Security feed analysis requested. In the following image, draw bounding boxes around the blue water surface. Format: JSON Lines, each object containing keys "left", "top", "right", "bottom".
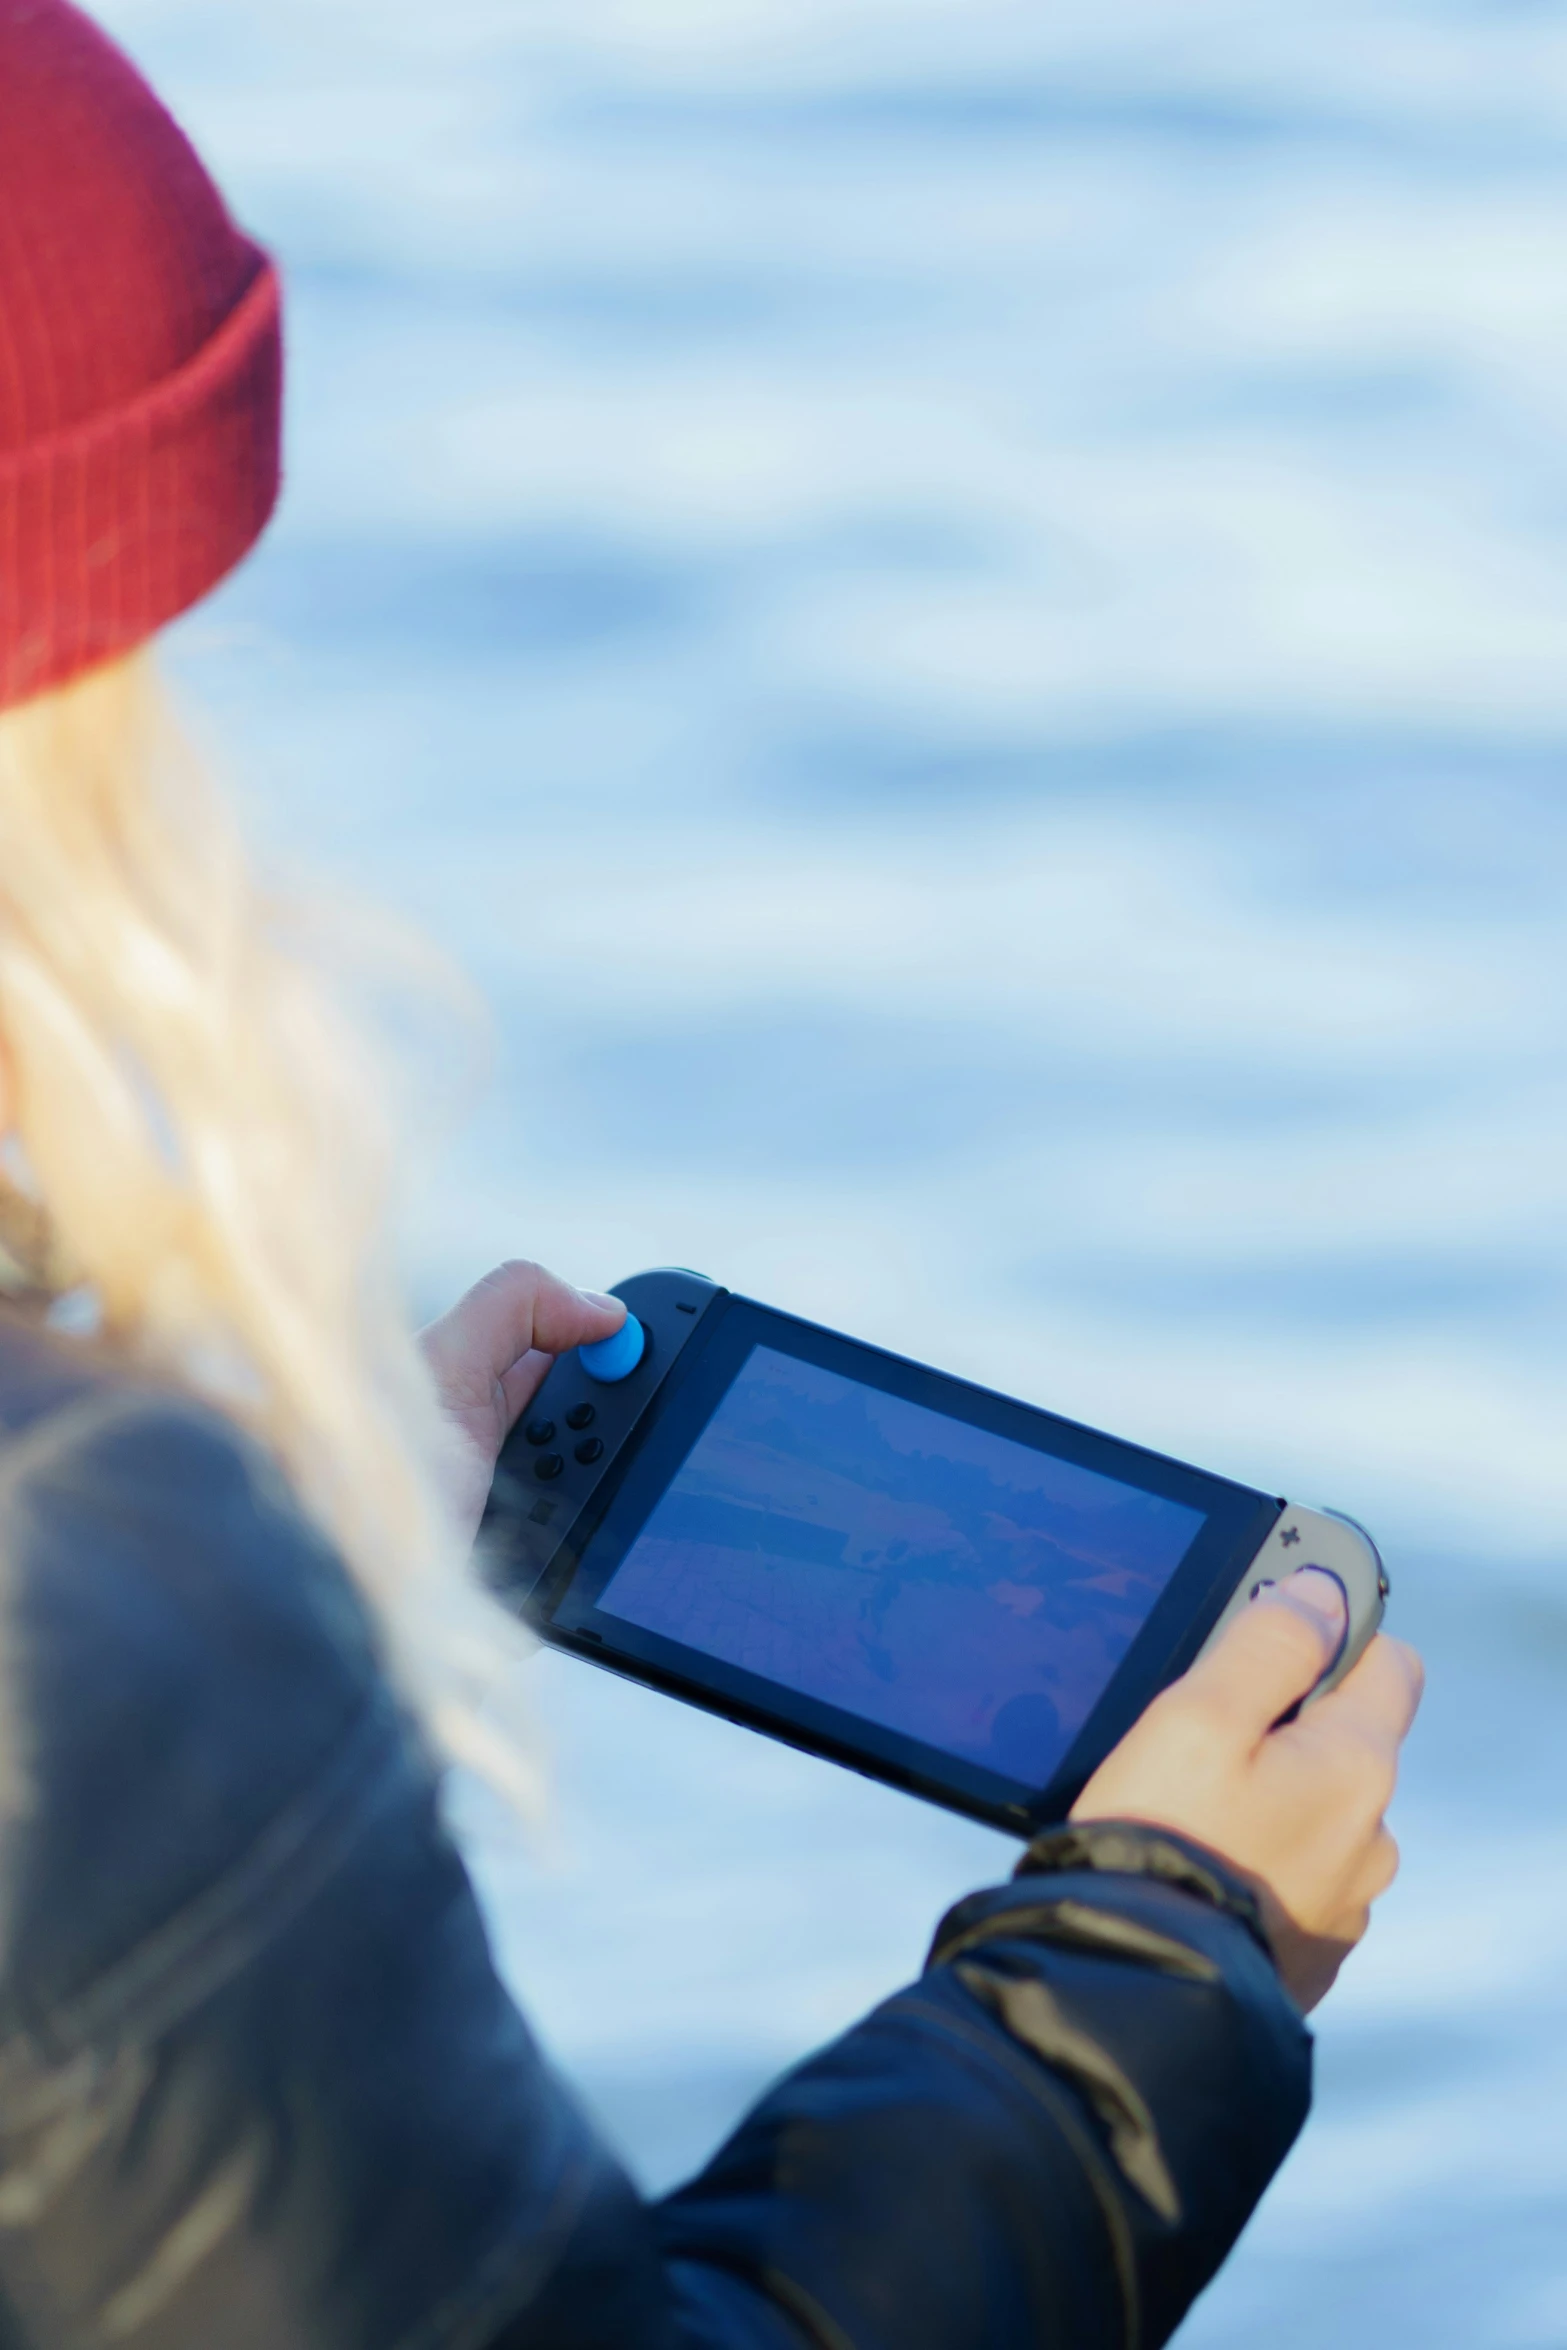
{"left": 95, "top": 2, "right": 1567, "bottom": 2340}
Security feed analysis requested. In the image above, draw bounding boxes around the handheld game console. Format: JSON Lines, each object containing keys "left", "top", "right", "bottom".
{"left": 482, "top": 1270, "right": 1388, "bottom": 1832}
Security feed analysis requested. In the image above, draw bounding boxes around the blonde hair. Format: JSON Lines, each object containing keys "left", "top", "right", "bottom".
{"left": 0, "top": 649, "right": 535, "bottom": 1802}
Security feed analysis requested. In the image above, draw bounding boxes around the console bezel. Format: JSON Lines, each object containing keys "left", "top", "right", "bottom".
{"left": 484, "top": 1273, "right": 1284, "bottom": 1832}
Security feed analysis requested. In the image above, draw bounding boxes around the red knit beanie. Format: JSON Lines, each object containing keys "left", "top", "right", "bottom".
{"left": 0, "top": 0, "right": 282, "bottom": 711}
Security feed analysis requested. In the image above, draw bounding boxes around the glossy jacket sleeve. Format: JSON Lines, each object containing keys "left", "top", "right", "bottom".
{"left": 650, "top": 1845, "right": 1311, "bottom": 2350}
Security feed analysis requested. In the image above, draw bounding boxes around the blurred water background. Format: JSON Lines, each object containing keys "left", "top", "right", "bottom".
{"left": 97, "top": 2, "right": 1567, "bottom": 2340}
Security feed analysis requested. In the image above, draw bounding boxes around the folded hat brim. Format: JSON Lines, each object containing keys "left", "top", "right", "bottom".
{"left": 0, "top": 254, "right": 282, "bottom": 712}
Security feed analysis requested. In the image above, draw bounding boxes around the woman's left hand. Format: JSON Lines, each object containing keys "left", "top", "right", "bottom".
{"left": 419, "top": 1261, "right": 626, "bottom": 1541}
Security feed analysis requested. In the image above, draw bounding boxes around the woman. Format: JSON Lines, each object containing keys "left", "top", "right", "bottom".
{"left": 0, "top": 6, "right": 1421, "bottom": 2346}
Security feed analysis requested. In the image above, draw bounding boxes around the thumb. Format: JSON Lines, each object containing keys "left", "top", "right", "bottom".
{"left": 422, "top": 1260, "right": 625, "bottom": 1391}
{"left": 1182, "top": 1568, "right": 1348, "bottom": 1744}
{"left": 516, "top": 1269, "right": 627, "bottom": 1361}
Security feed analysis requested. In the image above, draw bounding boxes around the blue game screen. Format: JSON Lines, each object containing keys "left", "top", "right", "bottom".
{"left": 593, "top": 1345, "right": 1206, "bottom": 1785}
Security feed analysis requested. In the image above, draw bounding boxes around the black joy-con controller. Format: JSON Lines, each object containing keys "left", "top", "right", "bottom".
{"left": 483, "top": 1268, "right": 724, "bottom": 1608}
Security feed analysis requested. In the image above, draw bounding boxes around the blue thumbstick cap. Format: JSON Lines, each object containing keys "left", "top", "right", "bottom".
{"left": 579, "top": 1314, "right": 646, "bottom": 1384}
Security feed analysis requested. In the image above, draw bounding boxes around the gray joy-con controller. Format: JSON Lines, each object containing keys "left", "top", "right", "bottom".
{"left": 1195, "top": 1505, "right": 1389, "bottom": 1707}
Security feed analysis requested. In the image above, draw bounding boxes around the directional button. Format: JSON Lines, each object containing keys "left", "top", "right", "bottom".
{"left": 533, "top": 1453, "right": 564, "bottom": 1481}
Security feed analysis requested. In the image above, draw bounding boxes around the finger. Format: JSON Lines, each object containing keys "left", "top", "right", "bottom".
{"left": 498, "top": 1347, "right": 551, "bottom": 1425}
{"left": 513, "top": 1265, "right": 626, "bottom": 1360}
{"left": 1181, "top": 1568, "right": 1347, "bottom": 1742}
{"left": 1302, "top": 1632, "right": 1424, "bottom": 1757}
{"left": 1360, "top": 1824, "right": 1400, "bottom": 1904}
{"left": 422, "top": 1261, "right": 624, "bottom": 1391}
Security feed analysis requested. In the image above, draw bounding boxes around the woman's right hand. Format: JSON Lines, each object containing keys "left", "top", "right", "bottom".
{"left": 1070, "top": 1568, "right": 1424, "bottom": 2011}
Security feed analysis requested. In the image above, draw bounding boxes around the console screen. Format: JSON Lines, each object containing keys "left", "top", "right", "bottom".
{"left": 593, "top": 1345, "right": 1204, "bottom": 1785}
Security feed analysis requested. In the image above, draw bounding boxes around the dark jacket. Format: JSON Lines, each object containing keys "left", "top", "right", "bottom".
{"left": 0, "top": 1312, "right": 1311, "bottom": 2350}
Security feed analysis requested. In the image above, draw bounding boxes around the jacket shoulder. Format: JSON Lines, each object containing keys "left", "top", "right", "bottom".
{"left": 0, "top": 1328, "right": 663, "bottom": 2350}
{"left": 0, "top": 1322, "right": 387, "bottom": 2021}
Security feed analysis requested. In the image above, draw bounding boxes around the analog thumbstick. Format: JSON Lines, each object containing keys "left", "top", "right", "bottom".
{"left": 579, "top": 1315, "right": 646, "bottom": 1384}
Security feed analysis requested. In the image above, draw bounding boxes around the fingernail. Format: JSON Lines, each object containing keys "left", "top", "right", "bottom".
{"left": 1283, "top": 1566, "right": 1348, "bottom": 1635}
{"left": 578, "top": 1290, "right": 623, "bottom": 1313}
